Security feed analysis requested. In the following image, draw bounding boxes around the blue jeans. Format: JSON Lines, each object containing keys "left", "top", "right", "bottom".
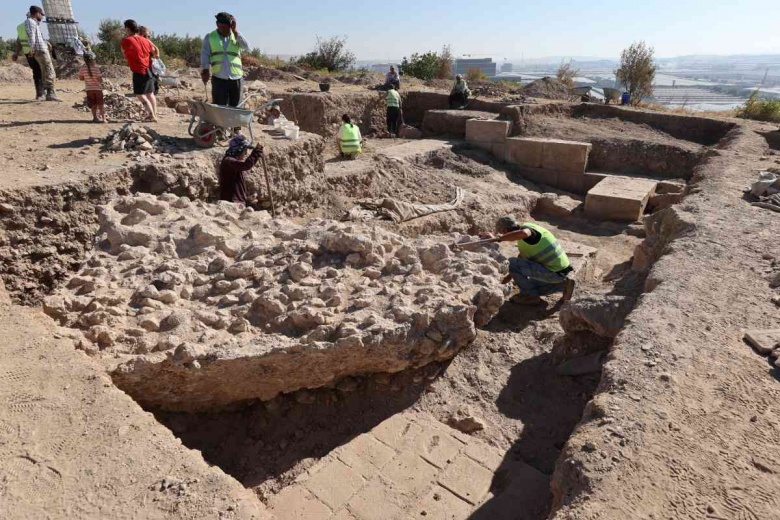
{"left": 509, "top": 257, "right": 567, "bottom": 297}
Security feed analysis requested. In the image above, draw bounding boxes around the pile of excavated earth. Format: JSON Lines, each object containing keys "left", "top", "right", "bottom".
{"left": 44, "top": 193, "right": 507, "bottom": 412}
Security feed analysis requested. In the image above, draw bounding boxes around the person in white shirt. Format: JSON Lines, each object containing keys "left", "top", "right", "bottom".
{"left": 25, "top": 5, "right": 60, "bottom": 102}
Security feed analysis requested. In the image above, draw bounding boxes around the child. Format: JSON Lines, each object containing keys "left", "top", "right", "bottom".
{"left": 78, "top": 52, "right": 106, "bottom": 123}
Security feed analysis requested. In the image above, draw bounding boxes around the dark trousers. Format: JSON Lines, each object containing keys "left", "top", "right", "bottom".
{"left": 212, "top": 76, "right": 242, "bottom": 107}
{"left": 449, "top": 91, "right": 468, "bottom": 108}
{"left": 387, "top": 107, "right": 401, "bottom": 136}
{"left": 26, "top": 54, "right": 43, "bottom": 97}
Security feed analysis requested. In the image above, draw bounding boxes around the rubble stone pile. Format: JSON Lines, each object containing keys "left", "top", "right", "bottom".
{"left": 74, "top": 92, "right": 148, "bottom": 121}
{"left": 44, "top": 194, "right": 508, "bottom": 411}
{"left": 103, "top": 123, "right": 161, "bottom": 153}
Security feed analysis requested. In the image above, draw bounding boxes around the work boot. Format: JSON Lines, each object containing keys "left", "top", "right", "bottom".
{"left": 35, "top": 84, "right": 45, "bottom": 101}
{"left": 46, "top": 88, "right": 62, "bottom": 102}
{"left": 562, "top": 278, "right": 576, "bottom": 302}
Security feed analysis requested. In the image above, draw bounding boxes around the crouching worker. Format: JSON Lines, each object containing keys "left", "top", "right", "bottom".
{"left": 337, "top": 114, "right": 362, "bottom": 159}
{"left": 219, "top": 135, "right": 264, "bottom": 205}
{"left": 488, "top": 216, "right": 576, "bottom": 305}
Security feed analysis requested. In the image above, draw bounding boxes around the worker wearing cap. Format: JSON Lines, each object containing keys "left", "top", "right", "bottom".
{"left": 201, "top": 12, "right": 250, "bottom": 107}
{"left": 24, "top": 5, "right": 60, "bottom": 102}
{"left": 12, "top": 11, "right": 44, "bottom": 100}
{"left": 486, "top": 217, "right": 575, "bottom": 305}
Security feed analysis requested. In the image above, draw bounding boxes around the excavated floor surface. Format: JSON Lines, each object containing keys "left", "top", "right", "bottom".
{"left": 2, "top": 78, "right": 780, "bottom": 519}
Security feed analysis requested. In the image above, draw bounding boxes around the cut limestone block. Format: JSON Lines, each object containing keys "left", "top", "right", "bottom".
{"left": 506, "top": 137, "right": 544, "bottom": 168}
{"left": 534, "top": 193, "right": 583, "bottom": 218}
{"left": 505, "top": 137, "right": 592, "bottom": 173}
{"left": 583, "top": 172, "right": 608, "bottom": 191}
{"left": 465, "top": 119, "right": 511, "bottom": 152}
{"left": 541, "top": 139, "right": 592, "bottom": 173}
{"left": 585, "top": 176, "right": 658, "bottom": 222}
{"left": 421, "top": 110, "right": 496, "bottom": 137}
{"left": 744, "top": 329, "right": 780, "bottom": 355}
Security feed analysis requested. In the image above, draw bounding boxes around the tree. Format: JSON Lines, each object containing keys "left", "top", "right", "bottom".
{"left": 436, "top": 45, "right": 453, "bottom": 80}
{"left": 400, "top": 52, "right": 440, "bottom": 80}
{"left": 556, "top": 59, "right": 579, "bottom": 88}
{"left": 615, "top": 41, "right": 657, "bottom": 104}
{"left": 297, "top": 36, "right": 355, "bottom": 72}
{"left": 466, "top": 68, "right": 487, "bottom": 82}
{"left": 93, "top": 19, "right": 124, "bottom": 65}
{"left": 0, "top": 38, "right": 12, "bottom": 60}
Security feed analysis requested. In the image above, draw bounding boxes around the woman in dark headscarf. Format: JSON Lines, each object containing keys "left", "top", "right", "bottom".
{"left": 219, "top": 135, "right": 264, "bottom": 205}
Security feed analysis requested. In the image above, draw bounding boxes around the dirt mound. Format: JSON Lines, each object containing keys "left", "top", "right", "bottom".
{"left": 99, "top": 64, "right": 133, "bottom": 79}
{"left": 335, "top": 71, "right": 384, "bottom": 86}
{"left": 44, "top": 193, "right": 508, "bottom": 411}
{"left": 523, "top": 77, "right": 573, "bottom": 100}
{"left": 245, "top": 66, "right": 300, "bottom": 83}
{"left": 424, "top": 79, "right": 453, "bottom": 91}
{"left": 0, "top": 63, "right": 33, "bottom": 84}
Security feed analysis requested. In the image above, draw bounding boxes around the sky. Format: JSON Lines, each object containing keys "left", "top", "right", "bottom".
{"left": 3, "top": 0, "right": 779, "bottom": 61}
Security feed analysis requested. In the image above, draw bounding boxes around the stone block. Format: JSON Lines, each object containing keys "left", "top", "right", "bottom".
{"left": 304, "top": 458, "right": 366, "bottom": 510}
{"left": 336, "top": 434, "right": 397, "bottom": 479}
{"left": 585, "top": 177, "right": 657, "bottom": 222}
{"left": 346, "top": 479, "right": 406, "bottom": 520}
{"left": 267, "top": 485, "right": 332, "bottom": 519}
{"left": 534, "top": 193, "right": 583, "bottom": 218}
{"left": 411, "top": 428, "right": 464, "bottom": 469}
{"left": 437, "top": 456, "right": 494, "bottom": 505}
{"left": 556, "top": 171, "right": 587, "bottom": 194}
{"left": 465, "top": 119, "right": 511, "bottom": 145}
{"left": 518, "top": 167, "right": 559, "bottom": 187}
{"left": 382, "top": 451, "right": 439, "bottom": 496}
{"left": 372, "top": 415, "right": 424, "bottom": 450}
{"left": 506, "top": 138, "right": 544, "bottom": 168}
{"left": 491, "top": 142, "right": 508, "bottom": 162}
{"left": 744, "top": 329, "right": 780, "bottom": 355}
{"left": 583, "top": 172, "right": 608, "bottom": 191}
{"left": 410, "top": 486, "right": 473, "bottom": 519}
{"left": 463, "top": 440, "right": 504, "bottom": 471}
{"left": 421, "top": 110, "right": 496, "bottom": 137}
{"left": 541, "top": 139, "right": 592, "bottom": 173}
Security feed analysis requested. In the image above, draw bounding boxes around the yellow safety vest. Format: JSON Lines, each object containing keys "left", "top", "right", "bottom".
{"left": 516, "top": 222, "right": 571, "bottom": 272}
{"left": 339, "top": 124, "right": 362, "bottom": 154}
{"left": 386, "top": 89, "right": 401, "bottom": 108}
{"left": 17, "top": 23, "right": 31, "bottom": 55}
{"left": 208, "top": 31, "right": 242, "bottom": 76}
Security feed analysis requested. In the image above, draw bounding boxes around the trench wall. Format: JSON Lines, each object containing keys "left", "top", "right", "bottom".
{"left": 549, "top": 123, "right": 776, "bottom": 517}
{"left": 0, "top": 134, "right": 325, "bottom": 305}
{"left": 269, "top": 91, "right": 387, "bottom": 137}
{"left": 402, "top": 91, "right": 510, "bottom": 124}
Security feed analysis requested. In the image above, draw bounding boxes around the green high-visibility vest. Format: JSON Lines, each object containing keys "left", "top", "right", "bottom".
{"left": 17, "top": 23, "right": 31, "bottom": 55}
{"left": 339, "top": 124, "right": 362, "bottom": 154}
{"left": 386, "top": 89, "right": 401, "bottom": 108}
{"left": 208, "top": 31, "right": 242, "bottom": 76}
{"left": 516, "top": 222, "right": 571, "bottom": 272}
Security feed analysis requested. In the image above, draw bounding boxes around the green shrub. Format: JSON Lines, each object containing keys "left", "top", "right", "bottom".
{"left": 737, "top": 91, "right": 780, "bottom": 122}
{"left": 296, "top": 36, "right": 355, "bottom": 72}
{"left": 466, "top": 68, "right": 487, "bottom": 82}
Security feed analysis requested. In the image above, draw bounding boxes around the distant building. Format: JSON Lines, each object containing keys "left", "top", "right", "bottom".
{"left": 454, "top": 58, "right": 497, "bottom": 77}
{"left": 501, "top": 63, "right": 513, "bottom": 73}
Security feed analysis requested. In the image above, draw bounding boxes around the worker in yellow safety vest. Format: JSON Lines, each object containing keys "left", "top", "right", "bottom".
{"left": 386, "top": 84, "right": 402, "bottom": 137}
{"left": 200, "top": 12, "right": 250, "bottom": 107}
{"left": 12, "top": 14, "right": 44, "bottom": 100}
{"left": 482, "top": 216, "right": 576, "bottom": 305}
{"left": 337, "top": 114, "right": 363, "bottom": 159}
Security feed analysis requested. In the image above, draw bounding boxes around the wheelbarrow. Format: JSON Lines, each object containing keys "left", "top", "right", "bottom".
{"left": 187, "top": 93, "right": 264, "bottom": 148}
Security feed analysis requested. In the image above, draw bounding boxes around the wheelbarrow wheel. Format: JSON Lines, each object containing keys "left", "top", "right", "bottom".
{"left": 193, "top": 122, "right": 217, "bottom": 148}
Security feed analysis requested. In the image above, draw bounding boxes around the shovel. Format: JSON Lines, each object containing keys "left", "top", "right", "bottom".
{"left": 260, "top": 154, "right": 276, "bottom": 218}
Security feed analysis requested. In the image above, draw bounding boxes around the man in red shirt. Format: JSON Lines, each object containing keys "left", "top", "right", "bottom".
{"left": 120, "top": 19, "right": 158, "bottom": 122}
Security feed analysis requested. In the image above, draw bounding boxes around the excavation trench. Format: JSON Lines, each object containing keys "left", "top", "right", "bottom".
{"left": 0, "top": 107, "right": 722, "bottom": 518}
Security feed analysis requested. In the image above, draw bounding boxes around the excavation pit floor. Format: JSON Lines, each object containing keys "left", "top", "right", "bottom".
{"left": 1, "top": 77, "right": 780, "bottom": 520}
